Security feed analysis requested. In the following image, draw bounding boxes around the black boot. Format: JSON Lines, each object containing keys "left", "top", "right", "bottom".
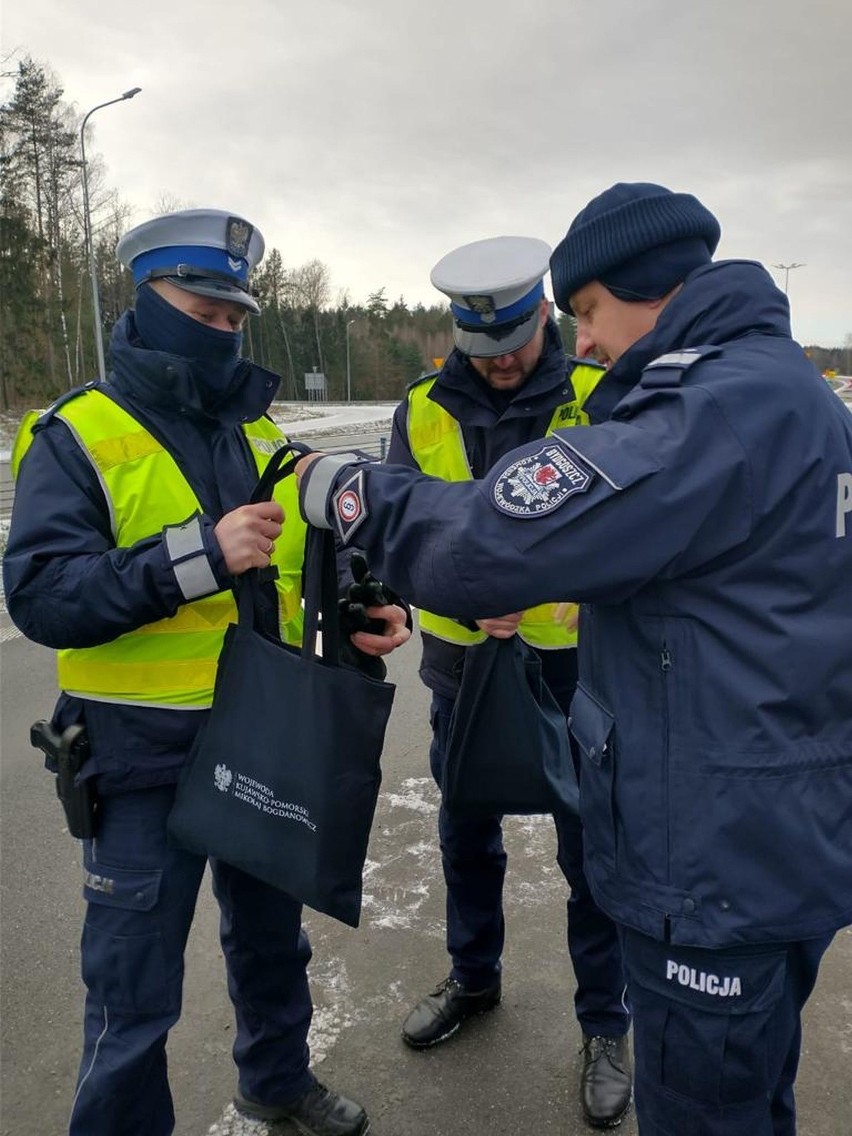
{"left": 234, "top": 1080, "right": 370, "bottom": 1136}
{"left": 580, "top": 1034, "right": 633, "bottom": 1128}
{"left": 401, "top": 975, "right": 501, "bottom": 1048}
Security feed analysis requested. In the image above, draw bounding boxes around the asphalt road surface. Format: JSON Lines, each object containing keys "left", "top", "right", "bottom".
{"left": 1, "top": 619, "right": 850, "bottom": 1136}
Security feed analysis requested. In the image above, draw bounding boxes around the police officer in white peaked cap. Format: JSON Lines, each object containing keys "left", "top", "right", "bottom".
{"left": 4, "top": 202, "right": 410, "bottom": 1136}
{"left": 368, "top": 235, "right": 632, "bottom": 1127}
{"left": 430, "top": 234, "right": 553, "bottom": 357}
{"left": 117, "top": 207, "right": 265, "bottom": 313}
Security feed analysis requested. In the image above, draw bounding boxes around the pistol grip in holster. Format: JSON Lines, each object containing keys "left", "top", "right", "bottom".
{"left": 30, "top": 720, "right": 98, "bottom": 840}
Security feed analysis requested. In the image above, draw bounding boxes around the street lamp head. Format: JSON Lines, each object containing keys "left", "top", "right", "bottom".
{"left": 80, "top": 85, "right": 143, "bottom": 383}
{"left": 771, "top": 262, "right": 805, "bottom": 295}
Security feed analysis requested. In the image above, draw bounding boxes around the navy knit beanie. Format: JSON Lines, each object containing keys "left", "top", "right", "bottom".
{"left": 550, "top": 182, "right": 721, "bottom": 312}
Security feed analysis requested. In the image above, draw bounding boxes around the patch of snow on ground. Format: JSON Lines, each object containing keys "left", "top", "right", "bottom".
{"left": 382, "top": 777, "right": 438, "bottom": 815}
{"left": 268, "top": 403, "right": 396, "bottom": 440}
{"left": 205, "top": 1102, "right": 271, "bottom": 1135}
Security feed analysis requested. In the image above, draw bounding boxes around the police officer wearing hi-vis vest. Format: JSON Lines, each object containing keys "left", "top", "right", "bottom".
{"left": 3, "top": 208, "right": 409, "bottom": 1136}
{"left": 384, "top": 236, "right": 632, "bottom": 1129}
{"left": 296, "top": 183, "right": 852, "bottom": 1136}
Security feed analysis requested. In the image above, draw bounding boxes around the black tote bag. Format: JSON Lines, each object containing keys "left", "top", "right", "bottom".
{"left": 167, "top": 446, "right": 395, "bottom": 927}
{"left": 442, "top": 634, "right": 579, "bottom": 817}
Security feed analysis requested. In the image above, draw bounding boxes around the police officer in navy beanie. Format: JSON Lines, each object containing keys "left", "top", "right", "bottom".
{"left": 297, "top": 182, "right": 852, "bottom": 1136}
{"left": 3, "top": 207, "right": 410, "bottom": 1136}
{"left": 550, "top": 181, "right": 721, "bottom": 317}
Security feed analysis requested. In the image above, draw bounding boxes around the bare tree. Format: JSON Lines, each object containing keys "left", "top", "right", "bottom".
{"left": 150, "top": 192, "right": 196, "bottom": 216}
{"left": 293, "top": 258, "right": 330, "bottom": 374}
{"left": 254, "top": 248, "right": 298, "bottom": 397}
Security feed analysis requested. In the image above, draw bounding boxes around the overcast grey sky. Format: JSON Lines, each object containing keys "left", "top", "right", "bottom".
{"left": 4, "top": 0, "right": 851, "bottom": 345}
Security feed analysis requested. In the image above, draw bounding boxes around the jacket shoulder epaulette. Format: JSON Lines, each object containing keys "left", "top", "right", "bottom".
{"left": 406, "top": 370, "right": 440, "bottom": 393}
{"left": 641, "top": 345, "right": 721, "bottom": 388}
{"left": 567, "top": 355, "right": 606, "bottom": 372}
{"left": 33, "top": 381, "right": 100, "bottom": 431}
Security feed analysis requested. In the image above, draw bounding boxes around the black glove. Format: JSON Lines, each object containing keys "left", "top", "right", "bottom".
{"left": 336, "top": 555, "right": 410, "bottom": 680}
{"left": 342, "top": 553, "right": 410, "bottom": 626}
{"left": 338, "top": 637, "right": 387, "bottom": 681}
{"left": 338, "top": 556, "right": 386, "bottom": 638}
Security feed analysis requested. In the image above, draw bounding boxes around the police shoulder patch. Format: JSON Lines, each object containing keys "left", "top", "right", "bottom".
{"left": 492, "top": 440, "right": 594, "bottom": 518}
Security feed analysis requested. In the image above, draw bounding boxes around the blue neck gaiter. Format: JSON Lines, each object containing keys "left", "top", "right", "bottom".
{"left": 133, "top": 283, "right": 243, "bottom": 393}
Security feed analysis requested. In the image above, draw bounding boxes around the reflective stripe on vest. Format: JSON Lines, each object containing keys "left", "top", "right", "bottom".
{"left": 12, "top": 391, "right": 305, "bottom": 708}
{"left": 406, "top": 364, "right": 604, "bottom": 649}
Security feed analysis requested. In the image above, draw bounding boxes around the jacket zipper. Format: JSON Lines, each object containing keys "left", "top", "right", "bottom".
{"left": 661, "top": 642, "right": 672, "bottom": 887}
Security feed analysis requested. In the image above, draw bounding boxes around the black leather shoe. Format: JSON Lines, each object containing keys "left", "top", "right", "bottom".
{"left": 402, "top": 975, "right": 501, "bottom": 1048}
{"left": 234, "top": 1081, "right": 370, "bottom": 1135}
{"left": 580, "top": 1034, "right": 632, "bottom": 1128}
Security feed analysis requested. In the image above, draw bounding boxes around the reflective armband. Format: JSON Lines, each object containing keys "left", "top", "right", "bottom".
{"left": 299, "top": 453, "right": 362, "bottom": 529}
{"left": 163, "top": 514, "right": 219, "bottom": 600}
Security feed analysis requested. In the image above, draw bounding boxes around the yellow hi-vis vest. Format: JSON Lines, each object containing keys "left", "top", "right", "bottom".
{"left": 406, "top": 362, "right": 605, "bottom": 650}
{"left": 12, "top": 390, "right": 306, "bottom": 709}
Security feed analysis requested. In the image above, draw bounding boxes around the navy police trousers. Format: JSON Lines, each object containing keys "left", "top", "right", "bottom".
{"left": 620, "top": 927, "right": 834, "bottom": 1135}
{"left": 430, "top": 691, "right": 628, "bottom": 1037}
{"left": 69, "top": 785, "right": 315, "bottom": 1136}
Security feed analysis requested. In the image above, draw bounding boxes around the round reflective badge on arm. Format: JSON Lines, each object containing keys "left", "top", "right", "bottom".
{"left": 333, "top": 469, "right": 368, "bottom": 543}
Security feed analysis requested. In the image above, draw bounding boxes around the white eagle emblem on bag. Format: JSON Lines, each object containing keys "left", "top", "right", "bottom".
{"left": 214, "top": 763, "right": 233, "bottom": 792}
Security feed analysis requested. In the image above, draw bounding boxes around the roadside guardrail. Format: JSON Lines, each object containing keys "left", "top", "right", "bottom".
{"left": 1, "top": 455, "right": 13, "bottom": 520}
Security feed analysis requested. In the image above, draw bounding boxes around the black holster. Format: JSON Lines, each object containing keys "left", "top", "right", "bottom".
{"left": 30, "top": 720, "right": 98, "bottom": 839}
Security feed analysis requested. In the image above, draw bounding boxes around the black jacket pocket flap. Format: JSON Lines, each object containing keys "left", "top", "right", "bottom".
{"left": 568, "top": 685, "right": 615, "bottom": 767}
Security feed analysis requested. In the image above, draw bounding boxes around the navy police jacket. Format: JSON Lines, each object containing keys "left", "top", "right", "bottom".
{"left": 386, "top": 319, "right": 585, "bottom": 704}
{"left": 301, "top": 260, "right": 852, "bottom": 947}
{"left": 3, "top": 312, "right": 283, "bottom": 793}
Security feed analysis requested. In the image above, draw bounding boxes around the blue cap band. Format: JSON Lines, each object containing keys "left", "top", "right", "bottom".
{"left": 450, "top": 280, "right": 544, "bottom": 328}
{"left": 130, "top": 245, "right": 249, "bottom": 287}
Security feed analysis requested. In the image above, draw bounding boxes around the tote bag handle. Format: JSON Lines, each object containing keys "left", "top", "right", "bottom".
{"left": 237, "top": 440, "right": 342, "bottom": 667}
{"left": 301, "top": 526, "right": 341, "bottom": 666}
{"left": 249, "top": 439, "right": 313, "bottom": 504}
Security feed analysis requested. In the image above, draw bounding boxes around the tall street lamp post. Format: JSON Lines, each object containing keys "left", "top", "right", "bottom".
{"left": 345, "top": 319, "right": 356, "bottom": 402}
{"left": 80, "top": 87, "right": 142, "bottom": 381}
{"left": 772, "top": 262, "right": 805, "bottom": 295}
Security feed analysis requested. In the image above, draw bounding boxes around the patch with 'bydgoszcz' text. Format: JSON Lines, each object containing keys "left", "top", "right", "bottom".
{"left": 492, "top": 441, "right": 594, "bottom": 518}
